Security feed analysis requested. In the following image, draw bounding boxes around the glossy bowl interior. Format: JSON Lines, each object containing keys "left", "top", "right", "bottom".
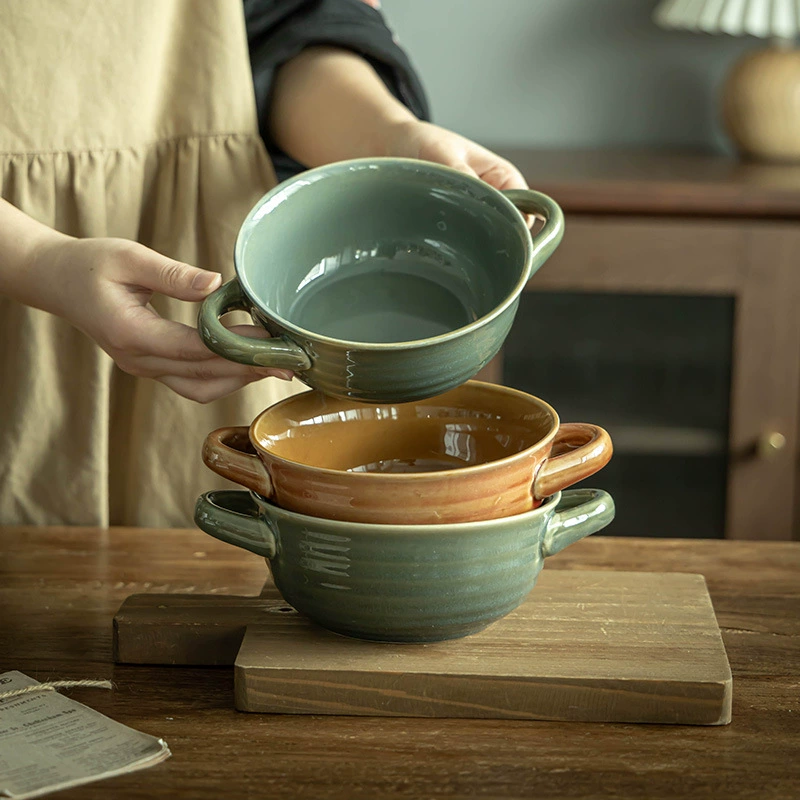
{"left": 236, "top": 159, "right": 530, "bottom": 344}
{"left": 203, "top": 380, "right": 611, "bottom": 524}
{"left": 251, "top": 380, "right": 555, "bottom": 474}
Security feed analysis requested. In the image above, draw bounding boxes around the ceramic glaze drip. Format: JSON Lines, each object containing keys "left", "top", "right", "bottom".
{"left": 286, "top": 265, "right": 477, "bottom": 343}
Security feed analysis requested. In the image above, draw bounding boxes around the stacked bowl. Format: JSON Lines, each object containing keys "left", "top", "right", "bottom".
{"left": 195, "top": 158, "right": 614, "bottom": 642}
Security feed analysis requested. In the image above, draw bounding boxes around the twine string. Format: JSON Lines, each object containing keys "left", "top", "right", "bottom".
{"left": 0, "top": 680, "right": 113, "bottom": 701}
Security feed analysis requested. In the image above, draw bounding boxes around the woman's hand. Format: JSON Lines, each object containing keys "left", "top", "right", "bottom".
{"left": 269, "top": 46, "right": 530, "bottom": 206}
{"left": 9, "top": 228, "right": 290, "bottom": 403}
{"left": 386, "top": 119, "right": 528, "bottom": 193}
{"left": 0, "top": 200, "right": 288, "bottom": 403}
{"left": 270, "top": 47, "right": 528, "bottom": 193}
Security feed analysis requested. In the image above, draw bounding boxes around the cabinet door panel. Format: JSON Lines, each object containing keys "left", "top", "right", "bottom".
{"left": 510, "top": 216, "right": 800, "bottom": 540}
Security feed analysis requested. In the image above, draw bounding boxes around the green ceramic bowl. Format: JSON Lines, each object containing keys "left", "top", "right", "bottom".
{"left": 198, "top": 158, "right": 563, "bottom": 402}
{"left": 193, "top": 488, "right": 615, "bottom": 643}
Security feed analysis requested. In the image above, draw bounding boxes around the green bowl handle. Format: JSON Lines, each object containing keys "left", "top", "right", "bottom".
{"left": 194, "top": 490, "right": 276, "bottom": 559}
{"left": 502, "top": 189, "right": 565, "bottom": 278}
{"left": 197, "top": 279, "right": 312, "bottom": 370}
{"left": 542, "top": 489, "right": 615, "bottom": 558}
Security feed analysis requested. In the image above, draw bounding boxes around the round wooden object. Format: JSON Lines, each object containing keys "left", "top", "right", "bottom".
{"left": 722, "top": 46, "right": 800, "bottom": 161}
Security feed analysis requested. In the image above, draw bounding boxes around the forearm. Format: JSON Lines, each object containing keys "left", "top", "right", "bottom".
{"left": 0, "top": 199, "right": 68, "bottom": 310}
{"left": 268, "top": 46, "right": 417, "bottom": 167}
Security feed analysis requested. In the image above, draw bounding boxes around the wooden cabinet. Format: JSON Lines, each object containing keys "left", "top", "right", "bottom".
{"left": 485, "top": 149, "right": 800, "bottom": 540}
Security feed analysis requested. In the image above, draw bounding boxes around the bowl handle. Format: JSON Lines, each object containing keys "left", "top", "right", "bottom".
{"left": 194, "top": 491, "right": 276, "bottom": 558}
{"left": 542, "top": 488, "right": 615, "bottom": 558}
{"left": 533, "top": 423, "right": 613, "bottom": 500}
{"left": 198, "top": 279, "right": 312, "bottom": 370}
{"left": 502, "top": 189, "right": 565, "bottom": 277}
{"left": 202, "top": 426, "right": 274, "bottom": 498}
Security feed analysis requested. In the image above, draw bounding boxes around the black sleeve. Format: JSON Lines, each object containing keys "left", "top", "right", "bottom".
{"left": 243, "top": 0, "right": 431, "bottom": 182}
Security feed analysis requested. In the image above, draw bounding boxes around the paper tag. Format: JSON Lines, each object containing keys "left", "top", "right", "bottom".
{"left": 0, "top": 671, "right": 170, "bottom": 799}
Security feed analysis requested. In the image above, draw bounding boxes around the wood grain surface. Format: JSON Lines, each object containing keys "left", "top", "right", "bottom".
{"left": 498, "top": 147, "right": 800, "bottom": 217}
{"left": 114, "top": 571, "right": 732, "bottom": 724}
{"left": 235, "top": 571, "right": 731, "bottom": 724}
{"left": 2, "top": 525, "right": 798, "bottom": 799}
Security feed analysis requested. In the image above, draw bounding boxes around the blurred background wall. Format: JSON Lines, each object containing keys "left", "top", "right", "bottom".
{"left": 380, "top": 0, "right": 755, "bottom": 152}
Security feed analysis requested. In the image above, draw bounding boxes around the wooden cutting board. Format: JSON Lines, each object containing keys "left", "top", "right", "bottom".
{"left": 113, "top": 570, "right": 732, "bottom": 725}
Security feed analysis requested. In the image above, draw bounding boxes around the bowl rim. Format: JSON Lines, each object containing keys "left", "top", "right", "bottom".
{"left": 233, "top": 157, "right": 534, "bottom": 350}
{"left": 252, "top": 488, "right": 569, "bottom": 534}
{"left": 247, "top": 379, "right": 561, "bottom": 480}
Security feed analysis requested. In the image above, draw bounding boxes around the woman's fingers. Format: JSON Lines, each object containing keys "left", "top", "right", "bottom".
{"left": 119, "top": 246, "right": 223, "bottom": 302}
{"left": 108, "top": 310, "right": 294, "bottom": 386}
{"left": 158, "top": 373, "right": 270, "bottom": 404}
{"left": 111, "top": 307, "right": 276, "bottom": 361}
{"left": 117, "top": 353, "right": 292, "bottom": 382}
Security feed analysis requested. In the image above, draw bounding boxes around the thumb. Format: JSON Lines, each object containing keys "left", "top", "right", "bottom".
{"left": 135, "top": 254, "right": 222, "bottom": 301}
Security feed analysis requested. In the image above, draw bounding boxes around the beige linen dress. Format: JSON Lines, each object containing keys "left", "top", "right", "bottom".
{"left": 0, "top": 0, "right": 299, "bottom": 527}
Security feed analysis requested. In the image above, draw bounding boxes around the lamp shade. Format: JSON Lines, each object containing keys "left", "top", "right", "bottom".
{"left": 654, "top": 0, "right": 800, "bottom": 39}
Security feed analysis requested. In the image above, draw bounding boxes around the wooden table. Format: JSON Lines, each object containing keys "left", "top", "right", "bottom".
{"left": 2, "top": 525, "right": 798, "bottom": 799}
